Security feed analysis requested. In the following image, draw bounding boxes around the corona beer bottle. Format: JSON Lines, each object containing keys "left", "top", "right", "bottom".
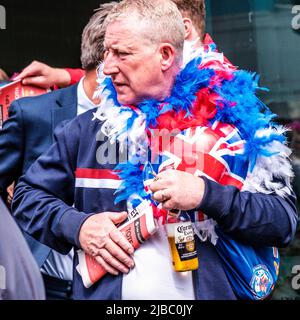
{"left": 166, "top": 210, "right": 199, "bottom": 272}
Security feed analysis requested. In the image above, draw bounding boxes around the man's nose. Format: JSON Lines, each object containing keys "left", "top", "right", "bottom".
{"left": 103, "top": 52, "right": 119, "bottom": 76}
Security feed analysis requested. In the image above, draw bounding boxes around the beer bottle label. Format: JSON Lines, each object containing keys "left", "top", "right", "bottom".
{"left": 174, "top": 222, "right": 197, "bottom": 261}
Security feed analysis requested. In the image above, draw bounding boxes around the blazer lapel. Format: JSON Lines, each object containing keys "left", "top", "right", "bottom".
{"left": 52, "top": 84, "right": 78, "bottom": 136}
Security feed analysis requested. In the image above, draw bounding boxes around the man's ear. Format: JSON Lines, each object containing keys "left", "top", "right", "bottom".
{"left": 159, "top": 43, "right": 176, "bottom": 71}
{"left": 182, "top": 17, "right": 193, "bottom": 40}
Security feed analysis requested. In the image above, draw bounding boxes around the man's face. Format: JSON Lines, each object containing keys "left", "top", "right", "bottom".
{"left": 103, "top": 19, "right": 164, "bottom": 106}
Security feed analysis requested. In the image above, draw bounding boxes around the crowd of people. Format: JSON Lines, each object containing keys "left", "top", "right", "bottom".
{"left": 0, "top": 0, "right": 298, "bottom": 300}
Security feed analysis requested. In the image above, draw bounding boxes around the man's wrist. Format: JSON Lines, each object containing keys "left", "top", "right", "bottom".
{"left": 195, "top": 177, "right": 235, "bottom": 221}
{"left": 193, "top": 176, "right": 206, "bottom": 210}
{"left": 57, "top": 209, "right": 97, "bottom": 248}
{"left": 53, "top": 68, "right": 71, "bottom": 88}
{"left": 65, "top": 68, "right": 85, "bottom": 86}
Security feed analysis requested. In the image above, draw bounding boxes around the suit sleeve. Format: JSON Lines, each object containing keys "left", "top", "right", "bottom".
{"left": 198, "top": 177, "right": 298, "bottom": 248}
{"left": 0, "top": 100, "right": 24, "bottom": 200}
{"left": 0, "top": 198, "right": 45, "bottom": 300}
{"left": 12, "top": 119, "right": 93, "bottom": 254}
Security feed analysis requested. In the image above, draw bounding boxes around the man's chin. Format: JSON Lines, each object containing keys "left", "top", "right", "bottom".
{"left": 116, "top": 95, "right": 137, "bottom": 106}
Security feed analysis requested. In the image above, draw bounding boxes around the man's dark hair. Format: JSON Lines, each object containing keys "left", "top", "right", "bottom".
{"left": 172, "top": 0, "right": 206, "bottom": 39}
{"left": 81, "top": 2, "right": 118, "bottom": 71}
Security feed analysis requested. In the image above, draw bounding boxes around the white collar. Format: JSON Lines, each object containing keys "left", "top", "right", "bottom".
{"left": 77, "top": 77, "right": 99, "bottom": 115}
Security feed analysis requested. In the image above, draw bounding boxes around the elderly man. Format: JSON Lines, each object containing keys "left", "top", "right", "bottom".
{"left": 13, "top": 0, "right": 297, "bottom": 300}
{"left": 0, "top": 3, "right": 116, "bottom": 299}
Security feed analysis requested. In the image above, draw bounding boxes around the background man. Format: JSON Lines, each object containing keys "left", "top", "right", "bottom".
{"left": 12, "top": 0, "right": 297, "bottom": 300}
{"left": 0, "top": 2, "right": 116, "bottom": 299}
{"left": 176, "top": 0, "right": 206, "bottom": 41}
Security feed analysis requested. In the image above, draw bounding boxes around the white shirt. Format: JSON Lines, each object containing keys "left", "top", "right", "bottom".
{"left": 122, "top": 41, "right": 204, "bottom": 299}
{"left": 41, "top": 77, "right": 99, "bottom": 281}
{"left": 77, "top": 77, "right": 98, "bottom": 115}
{"left": 122, "top": 224, "right": 195, "bottom": 300}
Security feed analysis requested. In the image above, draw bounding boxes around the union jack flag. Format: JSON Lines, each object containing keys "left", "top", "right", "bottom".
{"left": 145, "top": 121, "right": 279, "bottom": 300}
{"left": 150, "top": 121, "right": 249, "bottom": 222}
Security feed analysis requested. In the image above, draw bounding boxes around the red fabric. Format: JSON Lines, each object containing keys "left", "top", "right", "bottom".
{"left": 203, "top": 33, "right": 234, "bottom": 67}
{"left": 75, "top": 168, "right": 120, "bottom": 180}
{"left": 203, "top": 33, "right": 214, "bottom": 45}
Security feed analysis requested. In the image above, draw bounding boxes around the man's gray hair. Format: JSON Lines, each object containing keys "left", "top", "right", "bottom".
{"left": 105, "top": 0, "right": 185, "bottom": 65}
{"left": 81, "top": 2, "right": 118, "bottom": 71}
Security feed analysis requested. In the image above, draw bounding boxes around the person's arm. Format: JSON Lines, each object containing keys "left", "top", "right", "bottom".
{"left": 198, "top": 176, "right": 298, "bottom": 247}
{"left": 13, "top": 61, "right": 84, "bottom": 89}
{"left": 12, "top": 119, "right": 135, "bottom": 274}
{"left": 0, "top": 100, "right": 24, "bottom": 201}
{"left": 64, "top": 68, "right": 85, "bottom": 86}
{"left": 150, "top": 170, "right": 298, "bottom": 248}
{"left": 11, "top": 119, "right": 91, "bottom": 254}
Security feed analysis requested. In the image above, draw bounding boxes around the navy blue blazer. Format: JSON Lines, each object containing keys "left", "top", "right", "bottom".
{"left": 0, "top": 84, "right": 78, "bottom": 267}
{"left": 11, "top": 109, "right": 298, "bottom": 299}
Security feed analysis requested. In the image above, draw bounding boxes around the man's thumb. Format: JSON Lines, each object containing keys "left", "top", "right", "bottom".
{"left": 22, "top": 76, "right": 48, "bottom": 88}
{"left": 107, "top": 211, "right": 128, "bottom": 224}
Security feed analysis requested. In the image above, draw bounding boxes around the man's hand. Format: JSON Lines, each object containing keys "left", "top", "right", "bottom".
{"left": 0, "top": 68, "right": 8, "bottom": 81}
{"left": 6, "top": 183, "right": 14, "bottom": 207}
{"left": 149, "top": 170, "right": 205, "bottom": 211}
{"left": 14, "top": 61, "right": 71, "bottom": 89}
{"left": 79, "top": 211, "right": 135, "bottom": 276}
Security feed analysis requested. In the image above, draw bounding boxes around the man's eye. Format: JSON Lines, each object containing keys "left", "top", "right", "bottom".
{"left": 119, "top": 51, "right": 129, "bottom": 57}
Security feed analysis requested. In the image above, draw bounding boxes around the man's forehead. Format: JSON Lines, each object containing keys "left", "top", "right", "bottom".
{"left": 105, "top": 19, "right": 147, "bottom": 47}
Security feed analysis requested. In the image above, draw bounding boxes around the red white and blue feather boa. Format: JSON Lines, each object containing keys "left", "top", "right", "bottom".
{"left": 93, "top": 42, "right": 293, "bottom": 207}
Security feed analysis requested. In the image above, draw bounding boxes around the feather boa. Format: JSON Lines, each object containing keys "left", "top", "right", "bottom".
{"left": 242, "top": 126, "right": 294, "bottom": 197}
{"left": 93, "top": 43, "right": 293, "bottom": 204}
